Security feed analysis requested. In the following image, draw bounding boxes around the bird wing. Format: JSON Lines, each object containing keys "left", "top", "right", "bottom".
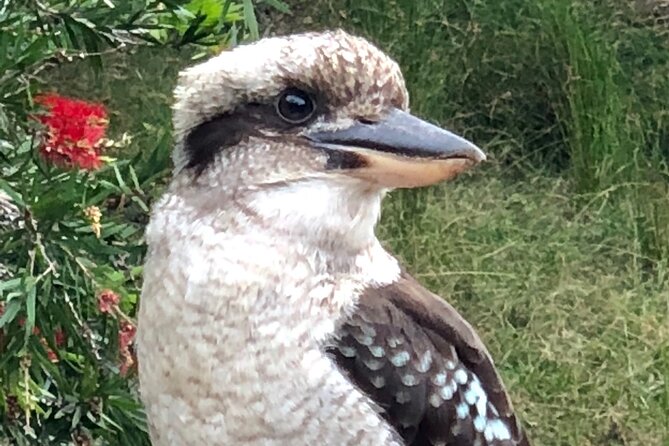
{"left": 327, "top": 270, "right": 530, "bottom": 446}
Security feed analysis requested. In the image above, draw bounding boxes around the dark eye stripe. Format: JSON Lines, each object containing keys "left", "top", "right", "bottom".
{"left": 183, "top": 112, "right": 247, "bottom": 175}
{"left": 183, "top": 99, "right": 318, "bottom": 175}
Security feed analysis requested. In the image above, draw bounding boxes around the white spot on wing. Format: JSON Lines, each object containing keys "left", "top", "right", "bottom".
{"left": 484, "top": 424, "right": 494, "bottom": 442}
{"left": 390, "top": 351, "right": 410, "bottom": 367}
{"left": 432, "top": 372, "right": 446, "bottom": 386}
{"left": 370, "top": 375, "right": 386, "bottom": 389}
{"left": 353, "top": 333, "right": 374, "bottom": 346}
{"left": 470, "top": 377, "right": 488, "bottom": 415}
{"left": 489, "top": 419, "right": 512, "bottom": 440}
{"left": 474, "top": 415, "right": 486, "bottom": 433}
{"left": 361, "top": 325, "right": 376, "bottom": 337}
{"left": 456, "top": 402, "right": 469, "bottom": 419}
{"left": 401, "top": 374, "right": 418, "bottom": 386}
{"left": 415, "top": 350, "right": 432, "bottom": 373}
{"left": 439, "top": 380, "right": 457, "bottom": 400}
{"left": 395, "top": 390, "right": 411, "bottom": 404}
{"left": 362, "top": 357, "right": 385, "bottom": 371}
{"left": 339, "top": 346, "right": 356, "bottom": 358}
{"left": 387, "top": 337, "right": 403, "bottom": 348}
{"left": 369, "top": 345, "right": 385, "bottom": 358}
{"left": 464, "top": 381, "right": 483, "bottom": 405}
{"left": 454, "top": 368, "right": 468, "bottom": 385}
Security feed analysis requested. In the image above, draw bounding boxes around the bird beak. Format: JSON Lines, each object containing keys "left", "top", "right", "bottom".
{"left": 307, "top": 108, "right": 486, "bottom": 188}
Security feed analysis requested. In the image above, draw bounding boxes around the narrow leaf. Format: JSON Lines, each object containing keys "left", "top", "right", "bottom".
{"left": 242, "top": 0, "right": 259, "bottom": 41}
{"left": 25, "top": 281, "right": 36, "bottom": 332}
{"left": 0, "top": 178, "right": 25, "bottom": 206}
{"left": 0, "top": 299, "right": 20, "bottom": 327}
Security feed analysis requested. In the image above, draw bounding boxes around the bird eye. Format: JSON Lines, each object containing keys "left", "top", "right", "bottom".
{"left": 276, "top": 88, "right": 316, "bottom": 124}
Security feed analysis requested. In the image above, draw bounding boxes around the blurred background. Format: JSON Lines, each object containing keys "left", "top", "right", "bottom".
{"left": 0, "top": 0, "right": 667, "bottom": 444}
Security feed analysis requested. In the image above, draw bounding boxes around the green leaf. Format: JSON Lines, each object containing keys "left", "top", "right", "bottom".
{"left": 130, "top": 195, "right": 149, "bottom": 213}
{"left": 179, "top": 14, "right": 208, "bottom": 45}
{"left": 0, "top": 277, "right": 23, "bottom": 293}
{"left": 125, "top": 293, "right": 138, "bottom": 305}
{"left": 242, "top": 0, "right": 259, "bottom": 41}
{"left": 185, "top": 0, "right": 223, "bottom": 29}
{"left": 25, "top": 280, "right": 36, "bottom": 332}
{"left": 0, "top": 299, "right": 20, "bottom": 327}
{"left": 128, "top": 165, "right": 141, "bottom": 191}
{"left": 130, "top": 265, "right": 143, "bottom": 278}
{"left": 71, "top": 406, "right": 82, "bottom": 431}
{"left": 98, "top": 412, "right": 124, "bottom": 430}
{"left": 54, "top": 403, "right": 76, "bottom": 420}
{"left": 0, "top": 177, "right": 25, "bottom": 207}
{"left": 31, "top": 175, "right": 81, "bottom": 222}
{"left": 98, "top": 180, "right": 123, "bottom": 193}
{"left": 113, "top": 164, "right": 133, "bottom": 195}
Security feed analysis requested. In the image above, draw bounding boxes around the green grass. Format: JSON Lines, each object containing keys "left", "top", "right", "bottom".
{"left": 43, "top": 2, "right": 669, "bottom": 444}
{"left": 540, "top": 0, "right": 638, "bottom": 192}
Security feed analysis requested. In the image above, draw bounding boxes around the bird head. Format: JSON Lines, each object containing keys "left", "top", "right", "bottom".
{"left": 169, "top": 30, "right": 485, "bottom": 247}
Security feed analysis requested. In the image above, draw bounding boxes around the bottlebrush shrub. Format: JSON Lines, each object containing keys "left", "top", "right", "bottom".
{"left": 0, "top": 0, "right": 282, "bottom": 444}
{"left": 0, "top": 91, "right": 156, "bottom": 445}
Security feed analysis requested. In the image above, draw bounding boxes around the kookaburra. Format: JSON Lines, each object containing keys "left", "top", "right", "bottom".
{"left": 138, "top": 30, "right": 530, "bottom": 446}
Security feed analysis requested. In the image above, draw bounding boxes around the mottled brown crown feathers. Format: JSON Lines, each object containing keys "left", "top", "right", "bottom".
{"left": 275, "top": 29, "right": 409, "bottom": 111}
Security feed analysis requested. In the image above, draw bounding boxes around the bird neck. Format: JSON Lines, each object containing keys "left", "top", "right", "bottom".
{"left": 171, "top": 175, "right": 386, "bottom": 253}
{"left": 145, "top": 175, "right": 400, "bottom": 338}
{"left": 249, "top": 178, "right": 385, "bottom": 251}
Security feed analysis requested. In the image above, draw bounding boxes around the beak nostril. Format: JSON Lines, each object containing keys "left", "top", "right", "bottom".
{"left": 357, "top": 117, "right": 377, "bottom": 125}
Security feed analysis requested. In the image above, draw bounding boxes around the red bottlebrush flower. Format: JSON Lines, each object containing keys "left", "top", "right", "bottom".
{"left": 119, "top": 348, "right": 136, "bottom": 376}
{"left": 97, "top": 289, "right": 120, "bottom": 314}
{"left": 54, "top": 328, "right": 67, "bottom": 347}
{"left": 118, "top": 320, "right": 136, "bottom": 351}
{"left": 46, "top": 347, "right": 59, "bottom": 363}
{"left": 34, "top": 93, "right": 108, "bottom": 170}
{"left": 118, "top": 320, "right": 137, "bottom": 376}
{"left": 39, "top": 337, "right": 58, "bottom": 362}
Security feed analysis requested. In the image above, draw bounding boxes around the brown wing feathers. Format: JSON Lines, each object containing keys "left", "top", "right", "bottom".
{"left": 327, "top": 272, "right": 530, "bottom": 446}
